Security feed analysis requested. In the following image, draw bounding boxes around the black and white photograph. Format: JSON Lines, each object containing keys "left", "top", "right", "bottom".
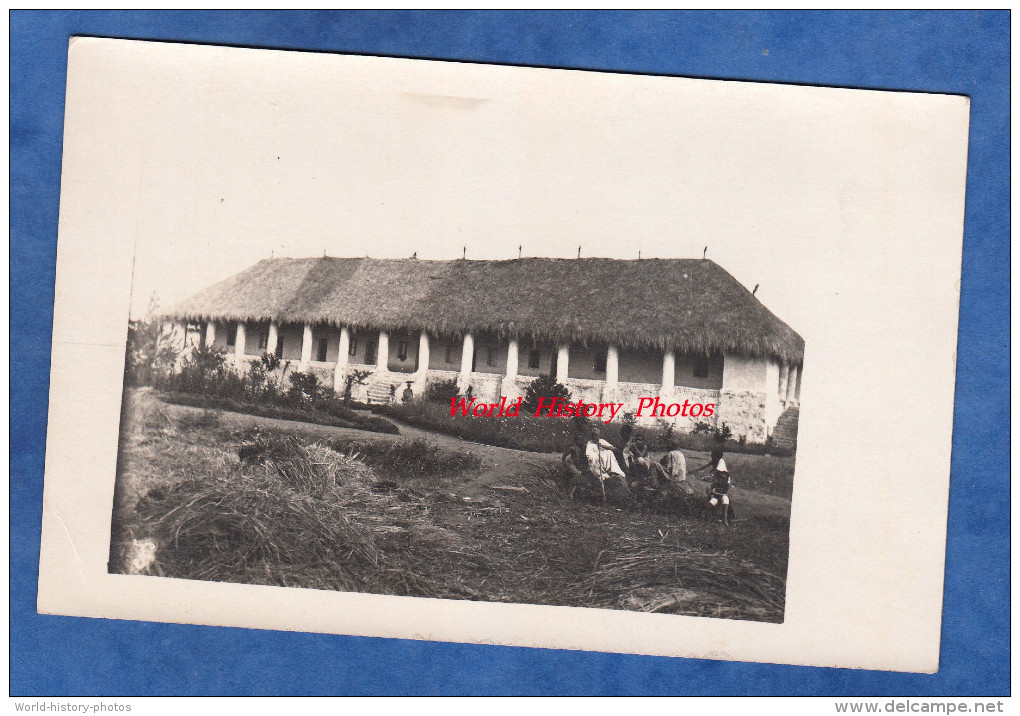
{"left": 113, "top": 255, "right": 803, "bottom": 622}
{"left": 103, "top": 42, "right": 806, "bottom": 625}
{"left": 38, "top": 37, "right": 968, "bottom": 670}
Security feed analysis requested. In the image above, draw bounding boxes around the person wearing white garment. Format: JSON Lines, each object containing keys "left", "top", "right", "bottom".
{"left": 561, "top": 425, "right": 631, "bottom": 502}
{"left": 584, "top": 426, "right": 631, "bottom": 502}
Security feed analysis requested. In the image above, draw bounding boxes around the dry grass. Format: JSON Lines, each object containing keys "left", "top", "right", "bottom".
{"left": 111, "top": 389, "right": 789, "bottom": 622}
{"left": 583, "top": 542, "right": 786, "bottom": 620}
{"left": 111, "top": 390, "right": 485, "bottom": 598}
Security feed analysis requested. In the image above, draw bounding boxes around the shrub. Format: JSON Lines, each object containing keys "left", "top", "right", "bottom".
{"left": 521, "top": 374, "right": 571, "bottom": 414}
{"left": 692, "top": 421, "right": 732, "bottom": 442}
{"left": 288, "top": 370, "right": 323, "bottom": 405}
{"left": 171, "top": 344, "right": 229, "bottom": 394}
{"left": 425, "top": 378, "right": 460, "bottom": 403}
{"left": 247, "top": 352, "right": 283, "bottom": 399}
{"left": 342, "top": 369, "right": 373, "bottom": 405}
{"left": 124, "top": 294, "right": 180, "bottom": 388}
{"left": 161, "top": 392, "right": 400, "bottom": 435}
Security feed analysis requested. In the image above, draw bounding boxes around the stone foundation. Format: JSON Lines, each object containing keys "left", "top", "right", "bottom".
{"left": 303, "top": 361, "right": 336, "bottom": 387}
{"left": 466, "top": 372, "right": 503, "bottom": 402}
{"left": 221, "top": 355, "right": 771, "bottom": 442}
{"left": 716, "top": 389, "right": 768, "bottom": 444}
{"left": 653, "top": 385, "right": 722, "bottom": 432}
{"left": 561, "top": 377, "right": 604, "bottom": 404}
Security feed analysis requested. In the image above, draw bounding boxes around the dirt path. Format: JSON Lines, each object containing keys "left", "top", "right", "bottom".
{"left": 172, "top": 400, "right": 791, "bottom": 519}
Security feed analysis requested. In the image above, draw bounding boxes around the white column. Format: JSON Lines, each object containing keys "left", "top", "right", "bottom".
{"left": 794, "top": 364, "right": 802, "bottom": 404}
{"left": 458, "top": 332, "right": 474, "bottom": 390}
{"left": 175, "top": 321, "right": 188, "bottom": 349}
{"left": 556, "top": 344, "right": 570, "bottom": 382}
{"left": 235, "top": 322, "right": 247, "bottom": 358}
{"left": 787, "top": 364, "right": 799, "bottom": 404}
{"left": 334, "top": 326, "right": 350, "bottom": 391}
{"left": 661, "top": 349, "right": 675, "bottom": 390}
{"left": 778, "top": 362, "right": 790, "bottom": 402}
{"left": 377, "top": 330, "right": 389, "bottom": 371}
{"left": 505, "top": 338, "right": 519, "bottom": 381}
{"left": 300, "top": 323, "right": 313, "bottom": 366}
{"left": 204, "top": 321, "right": 216, "bottom": 348}
{"left": 412, "top": 331, "right": 430, "bottom": 397}
{"left": 415, "top": 331, "right": 430, "bottom": 376}
{"left": 266, "top": 321, "right": 279, "bottom": 356}
{"left": 605, "top": 345, "right": 619, "bottom": 388}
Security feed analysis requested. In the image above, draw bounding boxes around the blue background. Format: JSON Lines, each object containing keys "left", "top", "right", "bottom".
{"left": 10, "top": 11, "right": 1009, "bottom": 695}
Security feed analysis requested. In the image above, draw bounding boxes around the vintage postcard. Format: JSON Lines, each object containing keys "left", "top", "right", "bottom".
{"left": 38, "top": 38, "right": 968, "bottom": 671}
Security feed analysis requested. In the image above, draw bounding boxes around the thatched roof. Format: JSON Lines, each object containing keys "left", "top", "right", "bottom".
{"left": 166, "top": 257, "right": 804, "bottom": 363}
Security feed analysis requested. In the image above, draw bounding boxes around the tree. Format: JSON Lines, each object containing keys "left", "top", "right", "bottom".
{"left": 124, "top": 293, "right": 179, "bottom": 387}
{"left": 343, "top": 369, "right": 373, "bottom": 405}
{"left": 521, "top": 374, "right": 571, "bottom": 414}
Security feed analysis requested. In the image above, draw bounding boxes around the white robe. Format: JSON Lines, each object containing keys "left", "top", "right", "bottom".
{"left": 585, "top": 439, "right": 625, "bottom": 479}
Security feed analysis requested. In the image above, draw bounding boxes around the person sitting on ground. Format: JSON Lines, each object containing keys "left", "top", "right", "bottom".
{"left": 617, "top": 424, "right": 639, "bottom": 479}
{"left": 659, "top": 434, "right": 696, "bottom": 496}
{"left": 620, "top": 426, "right": 677, "bottom": 495}
{"left": 561, "top": 431, "right": 593, "bottom": 498}
{"left": 707, "top": 458, "right": 733, "bottom": 524}
{"left": 564, "top": 426, "right": 631, "bottom": 502}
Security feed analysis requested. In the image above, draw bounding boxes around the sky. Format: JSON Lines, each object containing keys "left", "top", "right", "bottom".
{"left": 61, "top": 39, "right": 969, "bottom": 344}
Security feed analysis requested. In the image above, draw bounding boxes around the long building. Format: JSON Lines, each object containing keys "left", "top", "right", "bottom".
{"left": 164, "top": 256, "right": 804, "bottom": 443}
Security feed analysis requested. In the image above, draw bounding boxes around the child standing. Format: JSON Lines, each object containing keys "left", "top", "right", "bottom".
{"left": 708, "top": 458, "right": 733, "bottom": 524}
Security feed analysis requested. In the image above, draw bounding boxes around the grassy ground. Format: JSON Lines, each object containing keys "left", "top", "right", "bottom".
{"left": 161, "top": 390, "right": 400, "bottom": 434}
{"left": 111, "top": 388, "right": 791, "bottom": 623}
{"left": 376, "top": 400, "right": 796, "bottom": 459}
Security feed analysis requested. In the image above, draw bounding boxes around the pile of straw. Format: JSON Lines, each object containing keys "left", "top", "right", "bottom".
{"left": 583, "top": 540, "right": 786, "bottom": 622}
{"left": 133, "top": 434, "right": 481, "bottom": 596}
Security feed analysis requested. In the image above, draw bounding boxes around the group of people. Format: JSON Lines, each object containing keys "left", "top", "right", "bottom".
{"left": 561, "top": 422, "right": 734, "bottom": 522}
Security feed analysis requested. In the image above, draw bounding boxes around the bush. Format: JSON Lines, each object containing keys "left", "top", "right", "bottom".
{"left": 341, "top": 369, "right": 373, "bottom": 405}
{"left": 425, "top": 378, "right": 460, "bottom": 403}
{"left": 165, "top": 344, "right": 223, "bottom": 394}
{"left": 123, "top": 295, "right": 180, "bottom": 388}
{"left": 161, "top": 391, "right": 400, "bottom": 435}
{"left": 692, "top": 421, "right": 732, "bottom": 442}
{"left": 288, "top": 370, "right": 324, "bottom": 405}
{"left": 246, "top": 352, "right": 283, "bottom": 399}
{"left": 521, "top": 374, "right": 571, "bottom": 414}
